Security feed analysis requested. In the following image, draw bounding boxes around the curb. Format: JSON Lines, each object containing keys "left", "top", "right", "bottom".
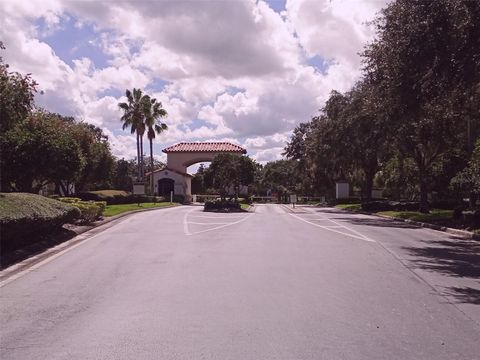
{"left": 338, "top": 208, "right": 480, "bottom": 240}
{"left": 0, "top": 204, "right": 181, "bottom": 280}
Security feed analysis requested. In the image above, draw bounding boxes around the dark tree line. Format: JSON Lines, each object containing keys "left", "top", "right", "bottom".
{"left": 0, "top": 44, "right": 159, "bottom": 195}
{"left": 284, "top": 0, "right": 480, "bottom": 212}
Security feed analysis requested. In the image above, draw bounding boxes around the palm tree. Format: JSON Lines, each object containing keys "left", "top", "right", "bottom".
{"left": 118, "top": 88, "right": 146, "bottom": 181}
{"left": 142, "top": 95, "right": 168, "bottom": 194}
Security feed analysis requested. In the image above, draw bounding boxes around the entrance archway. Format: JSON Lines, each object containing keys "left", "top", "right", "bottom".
{"left": 158, "top": 178, "right": 174, "bottom": 197}
{"left": 148, "top": 142, "right": 247, "bottom": 203}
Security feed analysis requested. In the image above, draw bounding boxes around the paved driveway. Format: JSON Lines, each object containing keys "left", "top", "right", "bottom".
{"left": 1, "top": 204, "right": 479, "bottom": 359}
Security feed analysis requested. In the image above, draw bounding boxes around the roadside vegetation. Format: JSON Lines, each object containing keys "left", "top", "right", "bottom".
{"left": 103, "top": 202, "right": 176, "bottom": 217}
{"left": 377, "top": 210, "right": 454, "bottom": 223}
{"left": 0, "top": 193, "right": 79, "bottom": 252}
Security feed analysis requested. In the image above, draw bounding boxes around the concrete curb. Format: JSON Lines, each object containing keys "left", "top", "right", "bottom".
{"left": 338, "top": 208, "right": 480, "bottom": 240}
{"left": 0, "top": 204, "right": 181, "bottom": 279}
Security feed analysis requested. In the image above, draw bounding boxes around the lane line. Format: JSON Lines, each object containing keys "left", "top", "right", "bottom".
{"left": 183, "top": 207, "right": 196, "bottom": 236}
{"left": 188, "top": 215, "right": 246, "bottom": 219}
{"left": 185, "top": 213, "right": 254, "bottom": 236}
{"left": 188, "top": 222, "right": 232, "bottom": 225}
{"left": 289, "top": 213, "right": 375, "bottom": 242}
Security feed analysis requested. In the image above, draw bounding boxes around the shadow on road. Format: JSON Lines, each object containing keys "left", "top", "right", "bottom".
{"left": 402, "top": 239, "right": 480, "bottom": 278}
{"left": 443, "top": 286, "right": 480, "bottom": 305}
{"left": 401, "top": 239, "right": 480, "bottom": 305}
{"left": 307, "top": 208, "right": 420, "bottom": 229}
{"left": 0, "top": 227, "right": 78, "bottom": 270}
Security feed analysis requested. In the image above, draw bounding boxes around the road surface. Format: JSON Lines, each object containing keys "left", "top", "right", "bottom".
{"left": 1, "top": 204, "right": 479, "bottom": 359}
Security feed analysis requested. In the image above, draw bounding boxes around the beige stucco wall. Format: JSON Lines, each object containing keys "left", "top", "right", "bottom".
{"left": 152, "top": 169, "right": 192, "bottom": 201}
{"left": 166, "top": 151, "right": 238, "bottom": 173}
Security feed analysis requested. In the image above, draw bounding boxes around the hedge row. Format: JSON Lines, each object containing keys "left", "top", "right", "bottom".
{"left": 204, "top": 200, "right": 241, "bottom": 212}
{"left": 0, "top": 193, "right": 80, "bottom": 252}
{"left": 76, "top": 190, "right": 168, "bottom": 205}
{"left": 361, "top": 200, "right": 465, "bottom": 212}
{"left": 57, "top": 197, "right": 106, "bottom": 224}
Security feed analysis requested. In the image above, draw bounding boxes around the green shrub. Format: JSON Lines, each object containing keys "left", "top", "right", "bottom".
{"left": 173, "top": 195, "right": 185, "bottom": 203}
{"left": 78, "top": 190, "right": 165, "bottom": 205}
{"left": 0, "top": 193, "right": 80, "bottom": 252}
{"left": 73, "top": 201, "right": 101, "bottom": 224}
{"left": 57, "top": 197, "right": 82, "bottom": 204}
{"left": 204, "top": 200, "right": 241, "bottom": 212}
{"left": 58, "top": 197, "right": 106, "bottom": 223}
{"left": 94, "top": 201, "right": 107, "bottom": 214}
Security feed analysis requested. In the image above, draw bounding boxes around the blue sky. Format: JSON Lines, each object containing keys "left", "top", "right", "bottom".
{"left": 1, "top": 0, "right": 386, "bottom": 169}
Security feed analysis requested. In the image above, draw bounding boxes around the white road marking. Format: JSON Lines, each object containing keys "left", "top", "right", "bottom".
{"left": 184, "top": 210, "right": 254, "bottom": 236}
{"left": 188, "top": 215, "right": 245, "bottom": 219}
{"left": 289, "top": 212, "right": 375, "bottom": 242}
{"left": 188, "top": 222, "right": 233, "bottom": 225}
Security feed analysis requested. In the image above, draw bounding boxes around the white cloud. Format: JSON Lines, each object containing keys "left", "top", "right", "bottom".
{"left": 1, "top": 0, "right": 390, "bottom": 163}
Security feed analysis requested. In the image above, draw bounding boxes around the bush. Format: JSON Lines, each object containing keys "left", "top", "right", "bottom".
{"left": 430, "top": 199, "right": 464, "bottom": 210}
{"left": 0, "top": 193, "right": 80, "bottom": 252}
{"left": 361, "top": 201, "right": 420, "bottom": 212}
{"left": 204, "top": 200, "right": 241, "bottom": 212}
{"left": 58, "top": 197, "right": 106, "bottom": 223}
{"left": 462, "top": 209, "right": 480, "bottom": 228}
{"left": 453, "top": 205, "right": 466, "bottom": 220}
{"left": 78, "top": 190, "right": 165, "bottom": 205}
{"left": 172, "top": 195, "right": 185, "bottom": 203}
{"left": 328, "top": 197, "right": 362, "bottom": 206}
{"left": 56, "top": 197, "right": 81, "bottom": 204}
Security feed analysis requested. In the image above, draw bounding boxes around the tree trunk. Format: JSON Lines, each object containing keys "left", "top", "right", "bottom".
{"left": 469, "top": 192, "right": 477, "bottom": 209}
{"left": 140, "top": 135, "right": 144, "bottom": 181}
{"left": 419, "top": 177, "right": 429, "bottom": 213}
{"left": 136, "top": 134, "right": 141, "bottom": 181}
{"left": 364, "top": 170, "right": 375, "bottom": 201}
{"left": 150, "top": 138, "right": 154, "bottom": 195}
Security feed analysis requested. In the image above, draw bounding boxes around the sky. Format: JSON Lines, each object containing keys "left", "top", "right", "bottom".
{"left": 1, "top": 0, "right": 389, "bottom": 172}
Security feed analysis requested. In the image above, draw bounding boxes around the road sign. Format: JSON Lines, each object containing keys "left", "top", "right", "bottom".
{"left": 290, "top": 194, "right": 297, "bottom": 208}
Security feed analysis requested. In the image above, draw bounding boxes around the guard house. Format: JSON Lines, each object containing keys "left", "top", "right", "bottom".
{"left": 149, "top": 142, "right": 247, "bottom": 202}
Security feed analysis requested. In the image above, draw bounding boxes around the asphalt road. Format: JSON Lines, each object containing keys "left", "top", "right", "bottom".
{"left": 1, "top": 204, "right": 479, "bottom": 360}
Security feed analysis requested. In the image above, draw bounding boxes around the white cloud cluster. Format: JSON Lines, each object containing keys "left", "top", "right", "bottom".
{"left": 1, "top": 0, "right": 389, "bottom": 163}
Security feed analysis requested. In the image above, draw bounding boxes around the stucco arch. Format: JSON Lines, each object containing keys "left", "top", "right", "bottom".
{"left": 148, "top": 142, "right": 247, "bottom": 202}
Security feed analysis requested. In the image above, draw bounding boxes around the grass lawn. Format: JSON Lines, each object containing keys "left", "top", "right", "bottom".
{"left": 240, "top": 203, "right": 251, "bottom": 210}
{"left": 103, "top": 202, "right": 177, "bottom": 217}
{"left": 377, "top": 209, "right": 453, "bottom": 223}
{"left": 335, "top": 203, "right": 362, "bottom": 211}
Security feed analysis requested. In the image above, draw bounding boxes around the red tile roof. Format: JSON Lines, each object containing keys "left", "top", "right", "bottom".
{"left": 162, "top": 142, "right": 246, "bottom": 154}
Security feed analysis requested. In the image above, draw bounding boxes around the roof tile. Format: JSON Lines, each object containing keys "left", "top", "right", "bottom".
{"left": 162, "top": 142, "right": 246, "bottom": 154}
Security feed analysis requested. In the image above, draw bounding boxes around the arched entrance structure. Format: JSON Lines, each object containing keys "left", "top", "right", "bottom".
{"left": 148, "top": 142, "right": 247, "bottom": 202}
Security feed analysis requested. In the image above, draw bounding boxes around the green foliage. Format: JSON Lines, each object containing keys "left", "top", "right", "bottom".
{"left": 1, "top": 111, "right": 86, "bottom": 193}
{"left": 262, "top": 159, "right": 302, "bottom": 195}
{"left": 335, "top": 204, "right": 362, "bottom": 211}
{"left": 57, "top": 197, "right": 82, "bottom": 203}
{"left": 451, "top": 139, "right": 480, "bottom": 195}
{"left": 283, "top": 0, "right": 480, "bottom": 209}
{"left": 377, "top": 210, "right": 454, "bottom": 223}
{"left": 73, "top": 201, "right": 102, "bottom": 224}
{"left": 57, "top": 197, "right": 106, "bottom": 223}
{"left": 102, "top": 202, "right": 175, "bottom": 217}
{"left": 78, "top": 189, "right": 165, "bottom": 205}
{"left": 0, "top": 193, "right": 80, "bottom": 251}
{"left": 71, "top": 122, "right": 115, "bottom": 191}
{"left": 0, "top": 43, "right": 37, "bottom": 134}
{"left": 205, "top": 154, "right": 256, "bottom": 198}
{"left": 204, "top": 200, "right": 242, "bottom": 212}
{"left": 111, "top": 159, "right": 136, "bottom": 191}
